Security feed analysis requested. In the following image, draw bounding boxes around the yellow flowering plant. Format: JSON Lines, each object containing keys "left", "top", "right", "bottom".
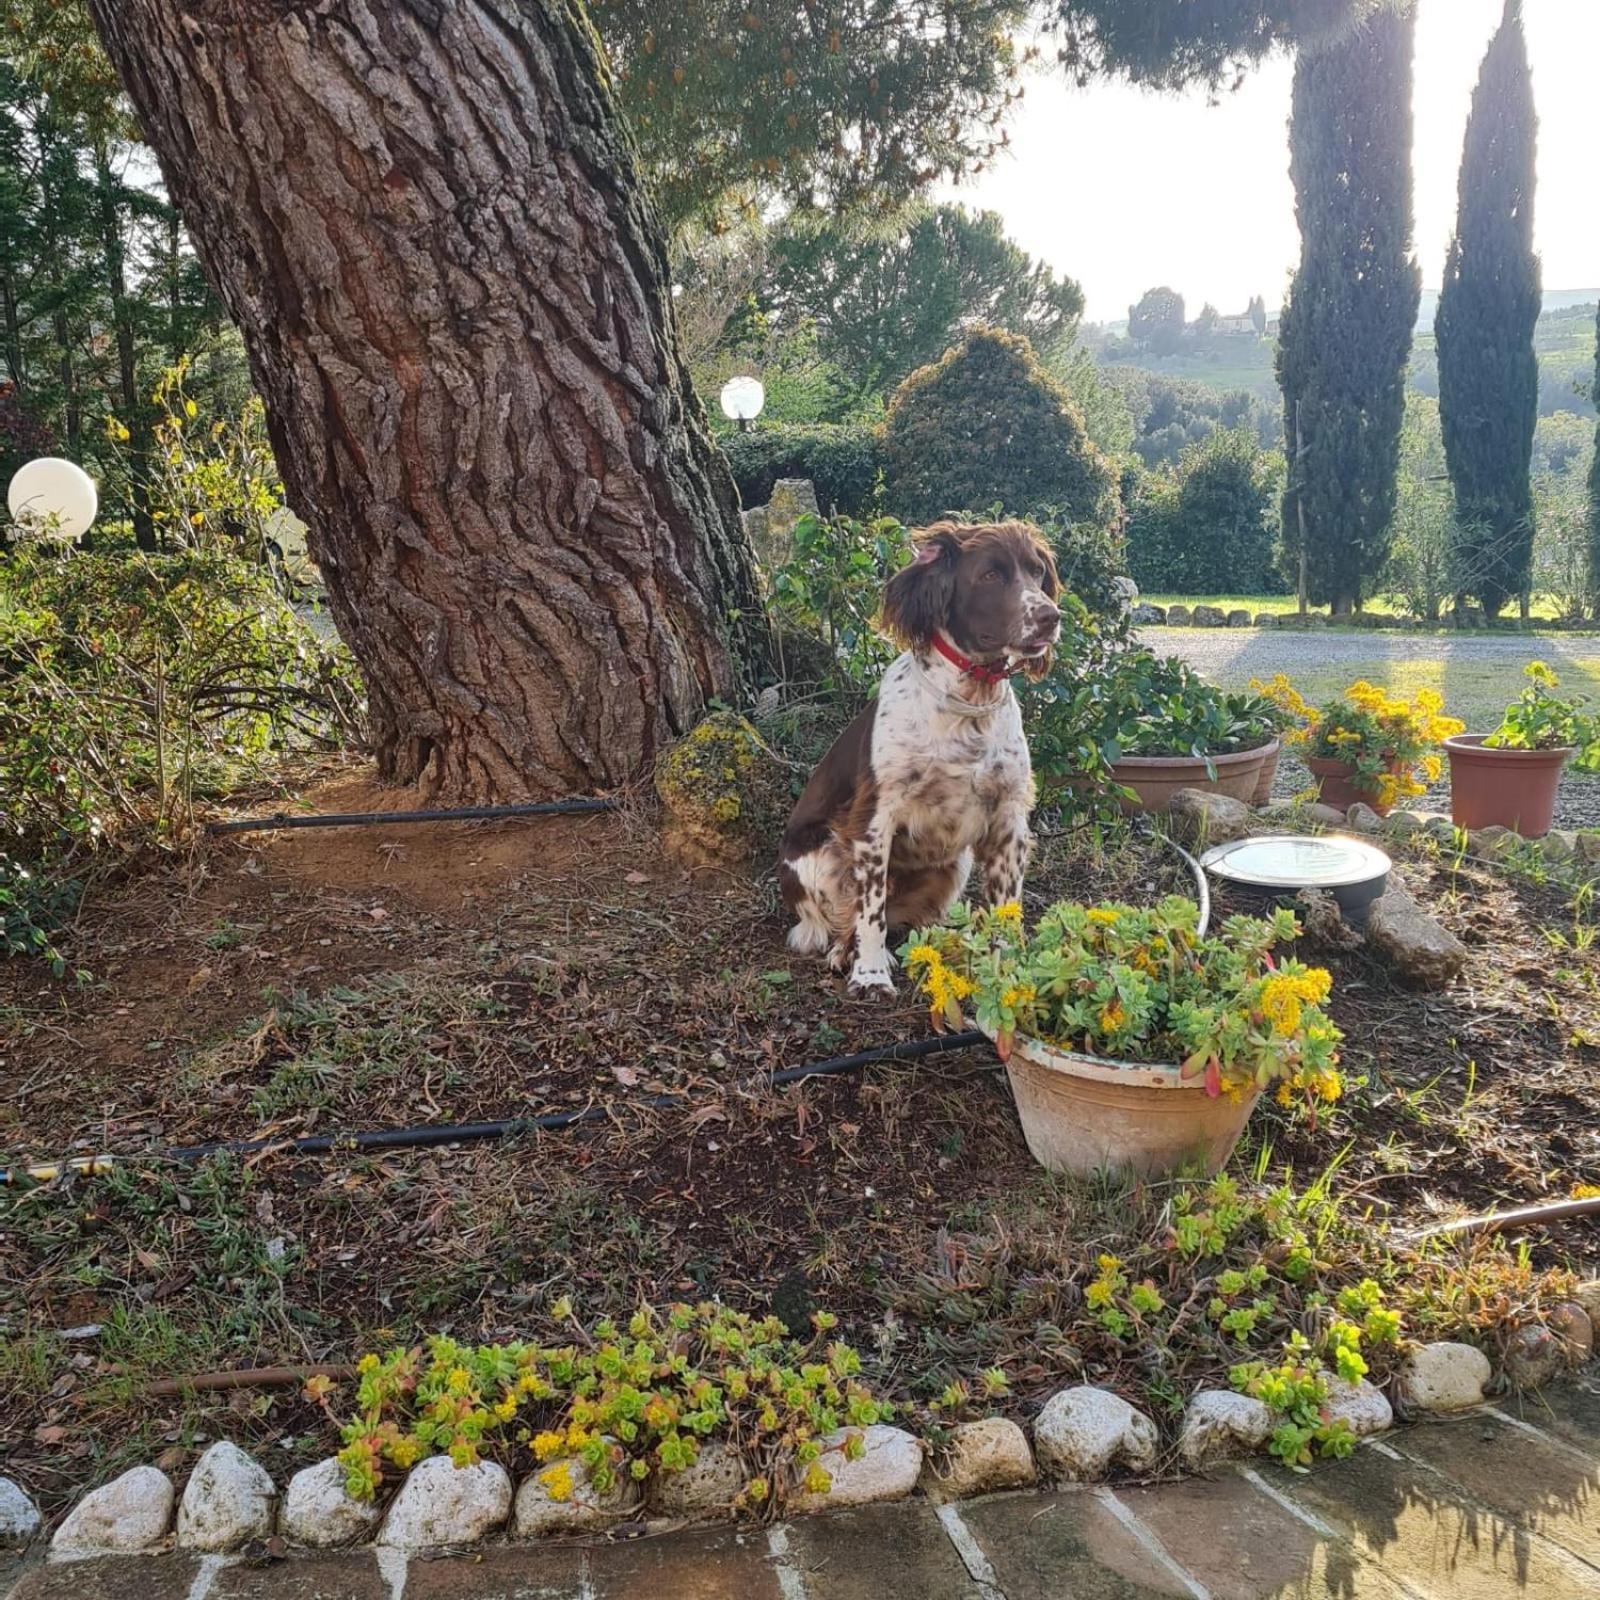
{"left": 311, "top": 1301, "right": 897, "bottom": 1510}
{"left": 903, "top": 896, "right": 1343, "bottom": 1108}
{"left": 1290, "top": 680, "right": 1462, "bottom": 808}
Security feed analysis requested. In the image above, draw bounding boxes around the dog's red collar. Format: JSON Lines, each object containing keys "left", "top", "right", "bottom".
{"left": 930, "top": 633, "right": 1012, "bottom": 685}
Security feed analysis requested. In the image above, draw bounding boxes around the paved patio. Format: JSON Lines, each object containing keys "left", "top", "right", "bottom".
{"left": 5, "top": 1381, "right": 1598, "bottom": 1600}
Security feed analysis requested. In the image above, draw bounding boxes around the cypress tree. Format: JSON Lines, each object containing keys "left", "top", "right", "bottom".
{"left": 1589, "top": 302, "right": 1600, "bottom": 614}
{"left": 1435, "top": 0, "right": 1541, "bottom": 619}
{"left": 1276, "top": 4, "right": 1420, "bottom": 615}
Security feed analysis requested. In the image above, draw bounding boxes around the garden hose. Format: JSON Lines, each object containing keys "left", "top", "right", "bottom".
{"left": 2, "top": 836, "right": 1208, "bottom": 1185}
{"left": 0, "top": 1032, "right": 989, "bottom": 1186}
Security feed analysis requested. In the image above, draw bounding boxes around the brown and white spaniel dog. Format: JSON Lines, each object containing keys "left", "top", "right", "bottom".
{"left": 778, "top": 520, "right": 1061, "bottom": 995}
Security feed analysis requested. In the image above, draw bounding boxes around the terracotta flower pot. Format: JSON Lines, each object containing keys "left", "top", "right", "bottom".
{"left": 1109, "top": 743, "right": 1271, "bottom": 814}
{"left": 998, "top": 1031, "right": 1259, "bottom": 1180}
{"left": 1445, "top": 734, "right": 1571, "bottom": 838}
{"left": 1305, "top": 754, "right": 1406, "bottom": 817}
{"left": 1250, "top": 739, "right": 1283, "bottom": 806}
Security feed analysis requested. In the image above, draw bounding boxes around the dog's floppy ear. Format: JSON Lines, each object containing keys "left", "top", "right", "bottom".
{"left": 1037, "top": 537, "right": 1061, "bottom": 600}
{"left": 1020, "top": 527, "right": 1061, "bottom": 682}
{"left": 880, "top": 526, "right": 961, "bottom": 651}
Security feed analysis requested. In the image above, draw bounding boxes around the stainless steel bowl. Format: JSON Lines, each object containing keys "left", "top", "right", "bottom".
{"left": 1198, "top": 833, "right": 1392, "bottom": 925}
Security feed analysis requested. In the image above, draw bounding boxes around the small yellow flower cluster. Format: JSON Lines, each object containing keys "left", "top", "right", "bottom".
{"left": 1084, "top": 1254, "right": 1123, "bottom": 1309}
{"left": 1279, "top": 1068, "right": 1341, "bottom": 1106}
{"left": 1085, "top": 907, "right": 1122, "bottom": 926}
{"left": 1097, "top": 997, "right": 1129, "bottom": 1034}
{"left": 906, "top": 943, "right": 974, "bottom": 1016}
{"left": 1250, "top": 674, "right": 1313, "bottom": 743}
{"left": 538, "top": 1460, "right": 576, "bottom": 1502}
{"left": 1257, "top": 968, "right": 1331, "bottom": 1038}
{"left": 1345, "top": 682, "right": 1464, "bottom": 745}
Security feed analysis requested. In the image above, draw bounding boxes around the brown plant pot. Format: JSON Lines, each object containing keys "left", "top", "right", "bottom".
{"left": 1445, "top": 734, "right": 1571, "bottom": 838}
{"left": 1250, "top": 739, "right": 1283, "bottom": 806}
{"left": 1109, "top": 743, "right": 1271, "bottom": 814}
{"left": 1305, "top": 754, "right": 1405, "bottom": 817}
{"left": 998, "top": 1031, "right": 1259, "bottom": 1179}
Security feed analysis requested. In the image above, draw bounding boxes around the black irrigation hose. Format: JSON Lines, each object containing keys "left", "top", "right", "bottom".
{"left": 0, "top": 1032, "right": 991, "bottom": 1185}
{"left": 207, "top": 797, "right": 617, "bottom": 835}
{"left": 5, "top": 839, "right": 1201, "bottom": 1184}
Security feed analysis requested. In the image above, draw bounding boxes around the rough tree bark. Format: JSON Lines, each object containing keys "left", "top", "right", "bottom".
{"left": 86, "top": 0, "right": 771, "bottom": 799}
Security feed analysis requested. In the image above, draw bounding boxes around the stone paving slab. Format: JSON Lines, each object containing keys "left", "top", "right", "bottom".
{"left": 954, "top": 1488, "right": 1187, "bottom": 1598}
{"left": 1110, "top": 1472, "right": 1413, "bottom": 1600}
{"left": 7, "top": 1553, "right": 203, "bottom": 1600}
{"left": 1256, "top": 1442, "right": 1600, "bottom": 1600}
{"left": 1382, "top": 1412, "right": 1600, "bottom": 1567}
{"left": 589, "top": 1527, "right": 781, "bottom": 1600}
{"left": 1498, "top": 1376, "right": 1600, "bottom": 1454}
{"left": 401, "top": 1544, "right": 586, "bottom": 1599}
{"left": 783, "top": 1503, "right": 986, "bottom": 1600}
{"left": 209, "top": 1550, "right": 393, "bottom": 1600}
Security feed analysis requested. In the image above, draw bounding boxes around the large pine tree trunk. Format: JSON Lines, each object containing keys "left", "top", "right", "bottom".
{"left": 87, "top": 0, "right": 770, "bottom": 799}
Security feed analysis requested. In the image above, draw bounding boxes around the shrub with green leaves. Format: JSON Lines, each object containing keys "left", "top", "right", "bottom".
{"left": 882, "top": 326, "right": 1118, "bottom": 527}
{"left": 720, "top": 422, "right": 883, "bottom": 518}
{"left": 768, "top": 511, "right": 910, "bottom": 703}
{"left": 313, "top": 1300, "right": 894, "bottom": 1510}
{"left": 0, "top": 543, "right": 361, "bottom": 857}
{"left": 1124, "top": 428, "right": 1287, "bottom": 595}
{"left": 0, "top": 848, "right": 78, "bottom": 974}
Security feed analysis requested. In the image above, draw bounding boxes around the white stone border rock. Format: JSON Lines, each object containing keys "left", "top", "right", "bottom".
{"left": 0, "top": 1477, "right": 42, "bottom": 1549}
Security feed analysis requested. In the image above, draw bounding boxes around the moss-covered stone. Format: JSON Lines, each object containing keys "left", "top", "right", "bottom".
{"left": 654, "top": 711, "right": 791, "bottom": 863}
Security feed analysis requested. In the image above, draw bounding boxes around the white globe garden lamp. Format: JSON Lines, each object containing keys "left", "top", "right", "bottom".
{"left": 719, "top": 375, "right": 765, "bottom": 433}
{"left": 7, "top": 456, "right": 98, "bottom": 543}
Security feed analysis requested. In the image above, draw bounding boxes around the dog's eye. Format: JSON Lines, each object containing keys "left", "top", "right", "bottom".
{"left": 981, "top": 566, "right": 1005, "bottom": 583}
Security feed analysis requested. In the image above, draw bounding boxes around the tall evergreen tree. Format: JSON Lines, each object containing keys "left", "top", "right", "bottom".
{"left": 1589, "top": 302, "right": 1600, "bottom": 613}
{"left": 1276, "top": 3, "right": 1420, "bottom": 614}
{"left": 1435, "top": 0, "right": 1540, "bottom": 619}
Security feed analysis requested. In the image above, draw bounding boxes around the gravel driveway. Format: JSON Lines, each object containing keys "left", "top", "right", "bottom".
{"left": 1146, "top": 625, "right": 1600, "bottom": 828}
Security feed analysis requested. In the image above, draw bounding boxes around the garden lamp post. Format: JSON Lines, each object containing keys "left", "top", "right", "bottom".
{"left": 7, "top": 457, "right": 98, "bottom": 544}
{"left": 719, "top": 375, "right": 765, "bottom": 433}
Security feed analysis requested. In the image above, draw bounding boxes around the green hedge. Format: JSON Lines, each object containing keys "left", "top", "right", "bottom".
{"left": 718, "top": 423, "right": 882, "bottom": 517}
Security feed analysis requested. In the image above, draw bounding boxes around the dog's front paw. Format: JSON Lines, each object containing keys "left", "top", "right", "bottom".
{"left": 847, "top": 960, "right": 896, "bottom": 998}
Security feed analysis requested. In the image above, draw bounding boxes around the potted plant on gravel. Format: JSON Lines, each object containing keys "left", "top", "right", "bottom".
{"left": 1446, "top": 662, "right": 1600, "bottom": 837}
{"left": 1062, "top": 649, "right": 1280, "bottom": 812}
{"left": 903, "top": 897, "right": 1343, "bottom": 1180}
{"left": 1290, "top": 681, "right": 1463, "bottom": 817}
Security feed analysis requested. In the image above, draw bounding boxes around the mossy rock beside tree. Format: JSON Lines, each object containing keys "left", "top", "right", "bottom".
{"left": 882, "top": 325, "right": 1119, "bottom": 527}
{"left": 653, "top": 711, "right": 793, "bottom": 863}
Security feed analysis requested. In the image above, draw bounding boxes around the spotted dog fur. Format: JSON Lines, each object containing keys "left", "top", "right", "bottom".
{"left": 778, "top": 521, "right": 1061, "bottom": 995}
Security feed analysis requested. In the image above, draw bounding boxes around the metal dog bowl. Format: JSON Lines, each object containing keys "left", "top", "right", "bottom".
{"left": 1199, "top": 833, "right": 1391, "bottom": 926}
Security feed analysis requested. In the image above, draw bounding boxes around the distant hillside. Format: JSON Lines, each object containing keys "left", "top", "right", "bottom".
{"left": 1416, "top": 286, "right": 1599, "bottom": 325}
{"left": 1088, "top": 290, "right": 1598, "bottom": 415}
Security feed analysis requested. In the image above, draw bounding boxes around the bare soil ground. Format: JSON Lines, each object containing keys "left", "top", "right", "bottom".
{"left": 3, "top": 757, "right": 1597, "bottom": 1516}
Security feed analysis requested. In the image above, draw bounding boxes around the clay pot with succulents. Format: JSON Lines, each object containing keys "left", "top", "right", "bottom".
{"left": 901, "top": 897, "right": 1343, "bottom": 1180}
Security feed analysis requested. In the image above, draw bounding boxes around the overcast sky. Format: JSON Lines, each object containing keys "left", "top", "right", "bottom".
{"left": 945, "top": 0, "right": 1600, "bottom": 322}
